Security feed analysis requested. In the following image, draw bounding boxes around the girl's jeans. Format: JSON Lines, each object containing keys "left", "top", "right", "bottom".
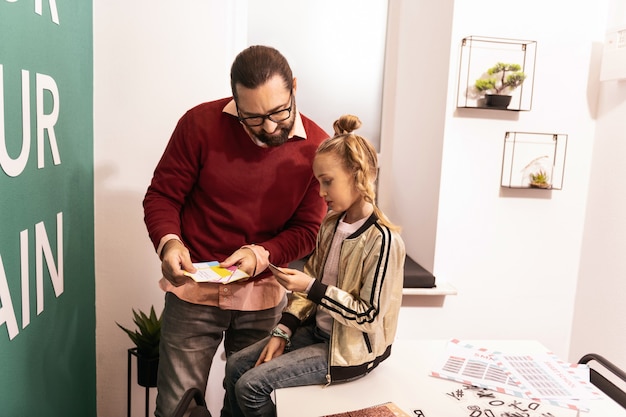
{"left": 222, "top": 322, "right": 330, "bottom": 417}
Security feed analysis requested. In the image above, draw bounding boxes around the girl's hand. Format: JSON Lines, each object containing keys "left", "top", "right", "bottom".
{"left": 255, "top": 337, "right": 286, "bottom": 366}
{"left": 269, "top": 267, "right": 314, "bottom": 292}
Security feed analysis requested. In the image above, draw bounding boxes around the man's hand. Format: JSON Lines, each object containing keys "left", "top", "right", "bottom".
{"left": 160, "top": 239, "right": 195, "bottom": 287}
{"left": 270, "top": 267, "right": 314, "bottom": 292}
{"left": 254, "top": 337, "right": 286, "bottom": 367}
{"left": 221, "top": 245, "right": 268, "bottom": 277}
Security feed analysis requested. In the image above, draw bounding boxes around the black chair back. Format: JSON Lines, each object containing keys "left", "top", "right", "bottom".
{"left": 171, "top": 387, "right": 211, "bottom": 417}
{"left": 579, "top": 353, "right": 626, "bottom": 409}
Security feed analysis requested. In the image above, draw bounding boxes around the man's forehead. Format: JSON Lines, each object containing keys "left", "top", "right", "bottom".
{"left": 236, "top": 85, "right": 291, "bottom": 115}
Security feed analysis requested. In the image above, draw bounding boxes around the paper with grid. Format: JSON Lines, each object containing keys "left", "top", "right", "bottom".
{"left": 430, "top": 339, "right": 602, "bottom": 411}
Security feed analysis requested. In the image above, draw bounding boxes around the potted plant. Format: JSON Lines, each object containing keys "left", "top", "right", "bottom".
{"left": 529, "top": 169, "right": 551, "bottom": 189}
{"left": 117, "top": 305, "right": 162, "bottom": 387}
{"left": 474, "top": 62, "right": 526, "bottom": 109}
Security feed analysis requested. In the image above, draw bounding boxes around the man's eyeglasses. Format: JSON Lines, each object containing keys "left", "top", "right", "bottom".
{"left": 237, "top": 94, "right": 293, "bottom": 127}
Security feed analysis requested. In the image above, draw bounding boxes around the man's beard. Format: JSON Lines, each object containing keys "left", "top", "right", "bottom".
{"left": 252, "top": 122, "right": 293, "bottom": 147}
{"left": 251, "top": 101, "right": 296, "bottom": 147}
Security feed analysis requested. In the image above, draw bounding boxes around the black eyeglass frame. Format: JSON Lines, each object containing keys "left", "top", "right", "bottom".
{"left": 236, "top": 93, "right": 294, "bottom": 127}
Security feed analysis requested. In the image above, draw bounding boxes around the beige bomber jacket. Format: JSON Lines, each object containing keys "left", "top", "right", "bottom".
{"left": 278, "top": 211, "right": 406, "bottom": 383}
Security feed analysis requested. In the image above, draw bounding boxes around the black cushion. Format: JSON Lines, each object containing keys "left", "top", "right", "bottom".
{"left": 403, "top": 255, "right": 436, "bottom": 288}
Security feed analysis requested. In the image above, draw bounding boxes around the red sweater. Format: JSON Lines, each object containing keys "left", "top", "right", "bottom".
{"left": 144, "top": 97, "right": 328, "bottom": 275}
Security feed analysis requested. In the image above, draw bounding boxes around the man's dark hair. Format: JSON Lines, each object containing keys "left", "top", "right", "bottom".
{"left": 230, "top": 45, "right": 293, "bottom": 100}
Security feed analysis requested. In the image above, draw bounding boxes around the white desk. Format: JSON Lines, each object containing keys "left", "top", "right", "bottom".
{"left": 275, "top": 339, "right": 625, "bottom": 417}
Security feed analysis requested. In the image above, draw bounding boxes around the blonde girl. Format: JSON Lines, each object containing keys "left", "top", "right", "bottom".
{"left": 222, "top": 115, "right": 406, "bottom": 417}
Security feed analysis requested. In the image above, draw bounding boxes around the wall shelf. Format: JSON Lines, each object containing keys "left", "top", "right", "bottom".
{"left": 500, "top": 131, "right": 568, "bottom": 190}
{"left": 403, "top": 281, "right": 457, "bottom": 296}
{"left": 456, "top": 36, "right": 537, "bottom": 111}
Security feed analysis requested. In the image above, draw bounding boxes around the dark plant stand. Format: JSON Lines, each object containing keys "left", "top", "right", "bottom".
{"left": 127, "top": 348, "right": 158, "bottom": 417}
{"left": 484, "top": 94, "right": 512, "bottom": 109}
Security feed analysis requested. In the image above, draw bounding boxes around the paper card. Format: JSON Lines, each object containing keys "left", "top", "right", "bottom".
{"left": 183, "top": 261, "right": 249, "bottom": 284}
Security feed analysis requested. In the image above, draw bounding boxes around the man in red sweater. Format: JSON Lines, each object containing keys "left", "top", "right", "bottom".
{"left": 143, "top": 45, "right": 328, "bottom": 417}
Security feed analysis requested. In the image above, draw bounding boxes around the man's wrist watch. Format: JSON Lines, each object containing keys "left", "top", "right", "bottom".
{"left": 270, "top": 326, "right": 291, "bottom": 348}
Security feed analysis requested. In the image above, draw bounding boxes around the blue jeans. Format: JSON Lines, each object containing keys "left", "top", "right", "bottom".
{"left": 155, "top": 292, "right": 286, "bottom": 417}
{"left": 221, "top": 322, "right": 330, "bottom": 417}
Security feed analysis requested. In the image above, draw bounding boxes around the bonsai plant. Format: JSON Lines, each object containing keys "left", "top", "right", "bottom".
{"left": 117, "top": 305, "right": 162, "bottom": 387}
{"left": 474, "top": 62, "right": 526, "bottom": 108}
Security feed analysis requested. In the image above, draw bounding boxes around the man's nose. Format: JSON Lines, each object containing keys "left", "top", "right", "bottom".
{"left": 262, "top": 118, "right": 278, "bottom": 132}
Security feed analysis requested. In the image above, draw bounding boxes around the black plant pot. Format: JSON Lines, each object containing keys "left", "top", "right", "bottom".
{"left": 484, "top": 94, "right": 512, "bottom": 109}
{"left": 136, "top": 354, "right": 159, "bottom": 388}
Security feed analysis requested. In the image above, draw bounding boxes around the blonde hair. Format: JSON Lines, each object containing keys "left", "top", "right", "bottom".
{"left": 316, "top": 115, "right": 400, "bottom": 232}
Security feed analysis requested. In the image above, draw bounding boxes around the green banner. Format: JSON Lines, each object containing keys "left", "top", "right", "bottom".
{"left": 0, "top": 1, "right": 95, "bottom": 415}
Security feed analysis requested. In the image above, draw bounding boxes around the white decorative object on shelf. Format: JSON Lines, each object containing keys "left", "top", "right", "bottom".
{"left": 600, "top": 25, "right": 626, "bottom": 81}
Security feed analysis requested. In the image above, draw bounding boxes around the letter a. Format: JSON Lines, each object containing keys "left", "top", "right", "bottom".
{"left": 0, "top": 256, "right": 19, "bottom": 340}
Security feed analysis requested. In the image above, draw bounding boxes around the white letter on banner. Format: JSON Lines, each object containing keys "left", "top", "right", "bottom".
{"left": 20, "top": 229, "right": 30, "bottom": 329}
{"left": 36, "top": 73, "right": 61, "bottom": 169}
{"left": 35, "top": 0, "right": 60, "bottom": 25}
{"left": 0, "top": 66, "right": 32, "bottom": 177}
{"left": 35, "top": 212, "right": 64, "bottom": 315}
{"left": 0, "top": 256, "right": 19, "bottom": 340}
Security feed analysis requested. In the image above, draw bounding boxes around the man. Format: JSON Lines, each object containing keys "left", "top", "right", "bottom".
{"left": 143, "top": 45, "right": 328, "bottom": 417}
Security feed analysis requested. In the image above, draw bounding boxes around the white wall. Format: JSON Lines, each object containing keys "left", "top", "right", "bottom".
{"left": 383, "top": 0, "right": 619, "bottom": 363}
{"left": 570, "top": 77, "right": 626, "bottom": 366}
{"left": 247, "top": 0, "right": 388, "bottom": 150}
{"left": 94, "top": 0, "right": 626, "bottom": 415}
{"left": 570, "top": 0, "right": 626, "bottom": 366}
{"left": 377, "top": 0, "right": 454, "bottom": 273}
{"left": 570, "top": 0, "right": 626, "bottom": 369}
{"left": 94, "top": 2, "right": 242, "bottom": 416}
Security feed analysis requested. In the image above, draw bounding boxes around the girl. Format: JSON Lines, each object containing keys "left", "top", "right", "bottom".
{"left": 221, "top": 115, "right": 406, "bottom": 417}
